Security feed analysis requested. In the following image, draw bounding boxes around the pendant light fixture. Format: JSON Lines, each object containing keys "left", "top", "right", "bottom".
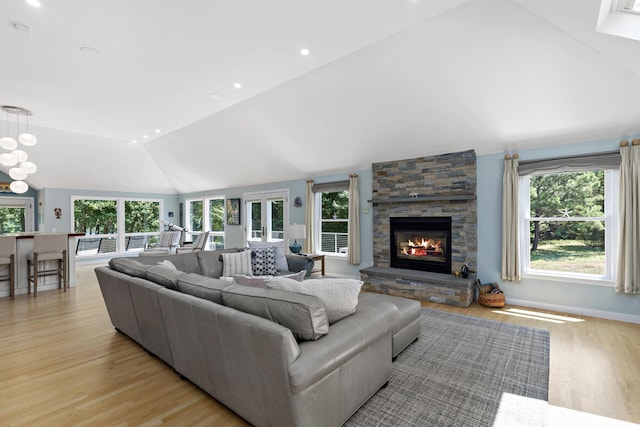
{"left": 0, "top": 105, "right": 38, "bottom": 194}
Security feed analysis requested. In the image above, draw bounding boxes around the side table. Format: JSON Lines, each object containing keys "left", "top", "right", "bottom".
{"left": 306, "top": 254, "right": 325, "bottom": 276}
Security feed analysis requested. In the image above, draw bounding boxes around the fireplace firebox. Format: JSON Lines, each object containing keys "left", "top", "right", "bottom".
{"left": 390, "top": 216, "right": 452, "bottom": 274}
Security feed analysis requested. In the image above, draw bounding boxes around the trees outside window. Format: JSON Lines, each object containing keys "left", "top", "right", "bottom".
{"left": 186, "top": 197, "right": 225, "bottom": 249}
{"left": 73, "top": 198, "right": 161, "bottom": 256}
{"left": 522, "top": 170, "right": 616, "bottom": 280}
{"left": 317, "top": 190, "right": 349, "bottom": 255}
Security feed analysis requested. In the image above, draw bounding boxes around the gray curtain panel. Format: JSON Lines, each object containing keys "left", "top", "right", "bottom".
{"left": 348, "top": 174, "right": 361, "bottom": 265}
{"left": 304, "top": 180, "right": 315, "bottom": 254}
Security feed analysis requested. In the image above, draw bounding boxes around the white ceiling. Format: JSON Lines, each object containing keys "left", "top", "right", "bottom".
{"left": 1, "top": 0, "right": 640, "bottom": 194}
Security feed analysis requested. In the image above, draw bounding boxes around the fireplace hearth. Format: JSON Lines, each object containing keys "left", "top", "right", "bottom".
{"left": 390, "top": 216, "right": 452, "bottom": 274}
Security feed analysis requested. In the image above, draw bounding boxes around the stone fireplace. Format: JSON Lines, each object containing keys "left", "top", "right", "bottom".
{"left": 390, "top": 216, "right": 452, "bottom": 274}
{"left": 360, "top": 150, "right": 478, "bottom": 307}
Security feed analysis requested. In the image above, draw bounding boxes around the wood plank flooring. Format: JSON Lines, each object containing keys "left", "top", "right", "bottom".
{"left": 1, "top": 264, "right": 638, "bottom": 426}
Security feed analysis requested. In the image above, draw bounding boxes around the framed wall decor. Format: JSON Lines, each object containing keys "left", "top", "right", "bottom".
{"left": 227, "top": 198, "right": 241, "bottom": 225}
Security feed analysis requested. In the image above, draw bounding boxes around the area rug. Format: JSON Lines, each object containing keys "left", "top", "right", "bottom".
{"left": 345, "top": 308, "right": 550, "bottom": 427}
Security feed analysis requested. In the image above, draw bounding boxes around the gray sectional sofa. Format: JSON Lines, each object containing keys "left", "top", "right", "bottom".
{"left": 95, "top": 249, "right": 421, "bottom": 427}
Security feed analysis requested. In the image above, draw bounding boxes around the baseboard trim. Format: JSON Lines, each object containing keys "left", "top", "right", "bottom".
{"left": 506, "top": 298, "right": 640, "bottom": 324}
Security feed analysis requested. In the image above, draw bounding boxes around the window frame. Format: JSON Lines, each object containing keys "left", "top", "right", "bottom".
{"left": 185, "top": 196, "right": 226, "bottom": 250}
{"left": 519, "top": 169, "right": 618, "bottom": 286}
{"left": 71, "top": 196, "right": 163, "bottom": 257}
{"left": 314, "top": 188, "right": 349, "bottom": 257}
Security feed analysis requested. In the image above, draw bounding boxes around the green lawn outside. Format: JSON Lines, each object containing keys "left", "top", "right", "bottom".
{"left": 530, "top": 239, "right": 605, "bottom": 275}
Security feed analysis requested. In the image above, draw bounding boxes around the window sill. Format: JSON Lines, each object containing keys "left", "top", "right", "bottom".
{"left": 317, "top": 252, "right": 347, "bottom": 259}
{"left": 522, "top": 271, "right": 614, "bottom": 287}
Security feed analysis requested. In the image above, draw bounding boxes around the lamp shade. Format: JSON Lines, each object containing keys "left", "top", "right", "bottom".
{"left": 18, "top": 132, "right": 37, "bottom": 146}
{"left": 0, "top": 136, "right": 18, "bottom": 150}
{"left": 288, "top": 224, "right": 306, "bottom": 239}
{"left": 10, "top": 180, "right": 28, "bottom": 194}
{"left": 287, "top": 224, "right": 306, "bottom": 254}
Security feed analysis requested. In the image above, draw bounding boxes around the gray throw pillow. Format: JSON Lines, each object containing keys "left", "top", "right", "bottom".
{"left": 221, "top": 284, "right": 329, "bottom": 341}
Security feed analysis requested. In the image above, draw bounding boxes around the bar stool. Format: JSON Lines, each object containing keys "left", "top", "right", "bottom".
{"left": 0, "top": 236, "right": 16, "bottom": 299}
{"left": 27, "top": 234, "right": 68, "bottom": 297}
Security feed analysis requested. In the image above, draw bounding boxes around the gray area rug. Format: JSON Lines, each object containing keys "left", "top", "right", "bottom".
{"left": 345, "top": 308, "right": 550, "bottom": 427}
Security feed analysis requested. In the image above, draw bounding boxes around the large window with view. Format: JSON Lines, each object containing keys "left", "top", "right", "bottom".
{"left": 73, "top": 198, "right": 161, "bottom": 257}
{"left": 316, "top": 189, "right": 349, "bottom": 255}
{"left": 520, "top": 169, "right": 617, "bottom": 281}
{"left": 185, "top": 197, "right": 225, "bottom": 250}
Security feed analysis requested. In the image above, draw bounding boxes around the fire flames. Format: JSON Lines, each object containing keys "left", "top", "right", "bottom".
{"left": 401, "top": 238, "right": 443, "bottom": 257}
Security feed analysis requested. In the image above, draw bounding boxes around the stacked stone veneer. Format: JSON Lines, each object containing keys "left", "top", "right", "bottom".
{"left": 362, "top": 150, "right": 478, "bottom": 307}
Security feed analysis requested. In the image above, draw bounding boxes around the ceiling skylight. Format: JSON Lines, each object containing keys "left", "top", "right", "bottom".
{"left": 597, "top": 0, "right": 640, "bottom": 41}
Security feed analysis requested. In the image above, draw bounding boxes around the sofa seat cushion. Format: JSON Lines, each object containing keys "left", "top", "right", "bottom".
{"left": 221, "top": 284, "right": 329, "bottom": 341}
{"left": 145, "top": 265, "right": 187, "bottom": 290}
{"left": 177, "top": 273, "right": 232, "bottom": 304}
{"left": 267, "top": 278, "right": 363, "bottom": 324}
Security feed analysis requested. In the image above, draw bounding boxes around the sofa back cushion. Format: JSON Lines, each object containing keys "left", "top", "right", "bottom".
{"left": 109, "top": 257, "right": 152, "bottom": 278}
{"left": 133, "top": 252, "right": 202, "bottom": 274}
{"left": 197, "top": 249, "right": 240, "bottom": 278}
{"left": 177, "top": 273, "right": 232, "bottom": 304}
{"left": 145, "top": 265, "right": 187, "bottom": 290}
{"left": 221, "top": 284, "right": 328, "bottom": 341}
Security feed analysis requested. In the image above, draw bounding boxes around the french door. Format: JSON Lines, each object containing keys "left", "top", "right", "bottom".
{"left": 244, "top": 190, "right": 288, "bottom": 243}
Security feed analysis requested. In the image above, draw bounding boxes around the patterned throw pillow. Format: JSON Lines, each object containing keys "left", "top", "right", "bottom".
{"left": 221, "top": 250, "right": 253, "bottom": 277}
{"left": 251, "top": 247, "right": 278, "bottom": 276}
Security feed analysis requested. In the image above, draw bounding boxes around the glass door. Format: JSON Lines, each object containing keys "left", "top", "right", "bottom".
{"left": 245, "top": 191, "right": 287, "bottom": 243}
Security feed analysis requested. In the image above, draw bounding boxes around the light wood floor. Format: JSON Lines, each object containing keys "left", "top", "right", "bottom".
{"left": 1, "top": 264, "right": 639, "bottom": 426}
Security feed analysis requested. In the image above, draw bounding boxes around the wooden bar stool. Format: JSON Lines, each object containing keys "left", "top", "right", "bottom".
{"left": 0, "top": 236, "right": 16, "bottom": 299}
{"left": 27, "top": 234, "right": 68, "bottom": 297}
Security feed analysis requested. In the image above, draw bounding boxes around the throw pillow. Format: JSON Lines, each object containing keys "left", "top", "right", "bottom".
{"left": 247, "top": 240, "right": 288, "bottom": 271}
{"left": 251, "top": 247, "right": 278, "bottom": 276}
{"left": 221, "top": 250, "right": 253, "bottom": 277}
{"left": 267, "top": 278, "right": 363, "bottom": 324}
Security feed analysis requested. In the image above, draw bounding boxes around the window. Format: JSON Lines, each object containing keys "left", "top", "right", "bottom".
{"left": 73, "top": 197, "right": 161, "bottom": 257}
{"left": 0, "top": 197, "right": 33, "bottom": 232}
{"left": 598, "top": 0, "right": 640, "bottom": 41}
{"left": 520, "top": 169, "right": 618, "bottom": 282}
{"left": 185, "top": 197, "right": 225, "bottom": 249}
{"left": 245, "top": 191, "right": 286, "bottom": 243}
{"left": 315, "top": 187, "right": 349, "bottom": 255}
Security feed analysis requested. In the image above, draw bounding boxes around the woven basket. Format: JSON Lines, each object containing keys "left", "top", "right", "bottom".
{"left": 477, "top": 281, "right": 505, "bottom": 308}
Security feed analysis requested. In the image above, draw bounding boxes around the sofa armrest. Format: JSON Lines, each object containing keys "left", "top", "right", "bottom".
{"left": 285, "top": 254, "right": 314, "bottom": 277}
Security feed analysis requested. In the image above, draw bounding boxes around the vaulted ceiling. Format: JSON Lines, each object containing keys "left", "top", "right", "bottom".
{"left": 1, "top": 0, "right": 639, "bottom": 194}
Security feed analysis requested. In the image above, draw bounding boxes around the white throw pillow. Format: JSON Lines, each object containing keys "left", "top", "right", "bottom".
{"left": 267, "top": 277, "right": 363, "bottom": 323}
{"left": 247, "top": 240, "right": 288, "bottom": 271}
{"left": 221, "top": 250, "right": 253, "bottom": 277}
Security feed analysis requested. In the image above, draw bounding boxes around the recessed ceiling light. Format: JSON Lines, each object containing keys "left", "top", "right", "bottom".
{"left": 233, "top": 82, "right": 242, "bottom": 89}
{"left": 155, "top": 129, "right": 162, "bottom": 133}
{"left": 300, "top": 48, "right": 310, "bottom": 56}
{"left": 26, "top": 0, "right": 41, "bottom": 8}
{"left": 209, "top": 92, "right": 224, "bottom": 100}
{"left": 12, "top": 23, "right": 33, "bottom": 35}
{"left": 132, "top": 139, "right": 138, "bottom": 144}
{"left": 143, "top": 135, "right": 148, "bottom": 139}
{"left": 80, "top": 46, "right": 102, "bottom": 58}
